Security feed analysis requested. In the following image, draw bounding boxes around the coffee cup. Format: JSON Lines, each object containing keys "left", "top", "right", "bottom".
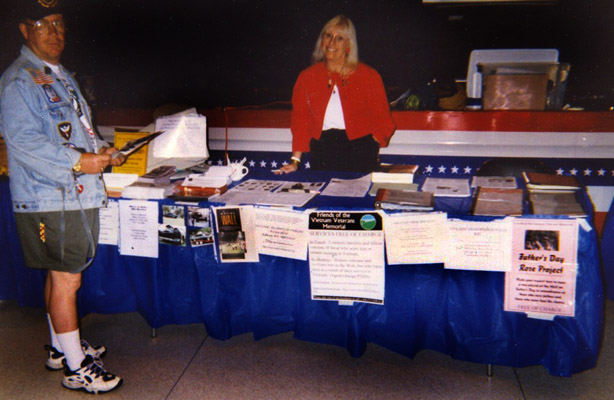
{"left": 230, "top": 163, "right": 249, "bottom": 181}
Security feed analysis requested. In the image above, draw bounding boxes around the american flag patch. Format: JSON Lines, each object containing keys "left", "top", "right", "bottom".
{"left": 26, "top": 69, "right": 54, "bottom": 85}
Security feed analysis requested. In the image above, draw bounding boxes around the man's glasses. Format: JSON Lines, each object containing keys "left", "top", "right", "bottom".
{"left": 26, "top": 19, "right": 66, "bottom": 35}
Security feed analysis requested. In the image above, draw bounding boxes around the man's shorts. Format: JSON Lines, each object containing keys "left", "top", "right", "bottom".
{"left": 14, "top": 209, "right": 100, "bottom": 274}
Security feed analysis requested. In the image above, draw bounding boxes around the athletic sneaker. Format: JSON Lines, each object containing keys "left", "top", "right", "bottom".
{"left": 62, "top": 355, "right": 123, "bottom": 394}
{"left": 45, "top": 340, "right": 107, "bottom": 371}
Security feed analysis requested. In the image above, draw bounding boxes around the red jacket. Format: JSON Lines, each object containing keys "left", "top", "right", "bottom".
{"left": 290, "top": 62, "right": 395, "bottom": 152}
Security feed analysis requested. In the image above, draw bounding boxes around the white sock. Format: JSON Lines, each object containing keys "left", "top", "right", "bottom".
{"left": 56, "top": 330, "right": 85, "bottom": 371}
{"left": 46, "top": 313, "right": 61, "bottom": 351}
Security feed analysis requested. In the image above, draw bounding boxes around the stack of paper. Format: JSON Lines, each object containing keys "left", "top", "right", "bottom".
{"left": 371, "top": 164, "right": 419, "bottom": 184}
{"left": 122, "top": 181, "right": 178, "bottom": 199}
{"left": 102, "top": 173, "right": 139, "bottom": 197}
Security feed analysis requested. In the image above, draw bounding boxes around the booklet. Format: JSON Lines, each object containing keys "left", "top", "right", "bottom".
{"left": 112, "top": 131, "right": 165, "bottom": 159}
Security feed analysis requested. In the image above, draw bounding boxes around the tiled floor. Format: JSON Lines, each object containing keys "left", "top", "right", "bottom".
{"left": 1, "top": 299, "right": 612, "bottom": 400}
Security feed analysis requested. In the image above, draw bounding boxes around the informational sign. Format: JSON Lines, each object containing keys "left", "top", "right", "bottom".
{"left": 444, "top": 218, "right": 513, "bottom": 271}
{"left": 118, "top": 200, "right": 159, "bottom": 258}
{"left": 98, "top": 200, "right": 119, "bottom": 246}
{"left": 253, "top": 207, "right": 308, "bottom": 260}
{"left": 308, "top": 211, "right": 385, "bottom": 305}
{"left": 504, "top": 218, "right": 579, "bottom": 317}
{"left": 384, "top": 212, "right": 447, "bottom": 265}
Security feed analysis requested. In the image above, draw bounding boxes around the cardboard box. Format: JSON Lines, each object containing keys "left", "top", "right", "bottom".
{"left": 482, "top": 74, "right": 548, "bottom": 110}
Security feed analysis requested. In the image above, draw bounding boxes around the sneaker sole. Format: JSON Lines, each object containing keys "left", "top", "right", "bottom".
{"left": 62, "top": 377, "right": 123, "bottom": 394}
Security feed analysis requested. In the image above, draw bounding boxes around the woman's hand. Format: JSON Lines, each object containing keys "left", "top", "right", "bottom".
{"left": 274, "top": 152, "right": 302, "bottom": 174}
{"left": 274, "top": 162, "right": 299, "bottom": 174}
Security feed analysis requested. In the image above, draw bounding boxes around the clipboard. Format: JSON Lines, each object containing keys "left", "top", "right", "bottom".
{"left": 112, "top": 131, "right": 164, "bottom": 159}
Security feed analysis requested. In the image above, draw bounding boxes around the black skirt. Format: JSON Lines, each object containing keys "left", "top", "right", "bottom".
{"left": 309, "top": 129, "right": 380, "bottom": 172}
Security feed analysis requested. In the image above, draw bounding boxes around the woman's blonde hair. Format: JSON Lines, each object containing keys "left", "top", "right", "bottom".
{"left": 311, "top": 15, "right": 358, "bottom": 76}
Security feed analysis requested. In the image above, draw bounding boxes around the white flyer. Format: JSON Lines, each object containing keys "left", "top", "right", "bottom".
{"left": 153, "top": 114, "right": 208, "bottom": 158}
{"left": 384, "top": 212, "right": 447, "bottom": 265}
{"left": 444, "top": 218, "right": 513, "bottom": 271}
{"left": 118, "top": 200, "right": 159, "bottom": 258}
{"left": 98, "top": 200, "right": 119, "bottom": 246}
{"left": 253, "top": 207, "right": 309, "bottom": 260}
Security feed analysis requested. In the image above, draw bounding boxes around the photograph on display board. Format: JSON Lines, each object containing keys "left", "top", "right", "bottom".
{"left": 218, "top": 230, "right": 247, "bottom": 260}
{"left": 189, "top": 228, "right": 214, "bottom": 247}
{"left": 187, "top": 206, "right": 211, "bottom": 228}
{"left": 162, "top": 204, "right": 185, "bottom": 226}
{"left": 158, "top": 224, "right": 186, "bottom": 246}
{"left": 187, "top": 206, "right": 213, "bottom": 246}
{"left": 524, "top": 230, "right": 559, "bottom": 251}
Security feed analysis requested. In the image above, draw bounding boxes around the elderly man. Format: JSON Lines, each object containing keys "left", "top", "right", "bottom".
{"left": 0, "top": 1, "right": 124, "bottom": 394}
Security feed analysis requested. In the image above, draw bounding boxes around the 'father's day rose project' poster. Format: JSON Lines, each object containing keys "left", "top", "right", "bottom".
{"left": 504, "top": 218, "right": 579, "bottom": 317}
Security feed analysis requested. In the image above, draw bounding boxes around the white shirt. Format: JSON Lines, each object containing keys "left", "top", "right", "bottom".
{"left": 322, "top": 84, "right": 346, "bottom": 130}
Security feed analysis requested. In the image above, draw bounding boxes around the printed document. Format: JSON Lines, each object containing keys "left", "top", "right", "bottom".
{"left": 253, "top": 207, "right": 308, "bottom": 260}
{"left": 118, "top": 200, "right": 159, "bottom": 258}
{"left": 444, "top": 218, "right": 513, "bottom": 271}
{"left": 153, "top": 114, "right": 208, "bottom": 158}
{"left": 308, "top": 211, "right": 385, "bottom": 304}
{"left": 384, "top": 212, "right": 447, "bottom": 265}
{"left": 320, "top": 174, "right": 371, "bottom": 197}
{"left": 98, "top": 200, "right": 119, "bottom": 246}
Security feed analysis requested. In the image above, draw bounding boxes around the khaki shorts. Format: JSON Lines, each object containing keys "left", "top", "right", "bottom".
{"left": 14, "top": 209, "right": 99, "bottom": 273}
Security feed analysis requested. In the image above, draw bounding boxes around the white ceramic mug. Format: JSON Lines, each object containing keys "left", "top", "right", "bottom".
{"left": 230, "top": 163, "right": 249, "bottom": 181}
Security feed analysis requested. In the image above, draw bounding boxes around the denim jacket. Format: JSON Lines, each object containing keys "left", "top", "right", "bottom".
{"left": 0, "top": 46, "right": 107, "bottom": 213}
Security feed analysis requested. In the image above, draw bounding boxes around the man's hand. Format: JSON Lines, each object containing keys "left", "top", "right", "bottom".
{"left": 78, "top": 152, "right": 112, "bottom": 174}
{"left": 100, "top": 147, "right": 127, "bottom": 167}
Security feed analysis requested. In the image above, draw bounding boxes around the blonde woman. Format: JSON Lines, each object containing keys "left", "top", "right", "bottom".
{"left": 277, "top": 15, "right": 395, "bottom": 174}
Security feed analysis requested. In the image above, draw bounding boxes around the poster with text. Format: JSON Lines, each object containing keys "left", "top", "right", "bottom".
{"left": 253, "top": 207, "right": 308, "bottom": 260}
{"left": 384, "top": 212, "right": 447, "bottom": 265}
{"left": 118, "top": 200, "right": 159, "bottom": 258}
{"left": 504, "top": 218, "right": 579, "bottom": 317}
{"left": 444, "top": 218, "right": 513, "bottom": 271}
{"left": 308, "top": 211, "right": 385, "bottom": 305}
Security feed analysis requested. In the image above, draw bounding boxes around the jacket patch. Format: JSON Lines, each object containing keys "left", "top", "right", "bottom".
{"left": 42, "top": 84, "right": 61, "bottom": 103}
{"left": 58, "top": 122, "right": 72, "bottom": 140}
{"left": 26, "top": 68, "right": 54, "bottom": 85}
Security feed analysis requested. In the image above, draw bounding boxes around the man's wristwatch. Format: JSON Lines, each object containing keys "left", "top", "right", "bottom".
{"left": 72, "top": 159, "right": 82, "bottom": 173}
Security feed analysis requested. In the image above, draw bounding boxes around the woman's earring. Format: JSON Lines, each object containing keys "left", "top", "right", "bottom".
{"left": 346, "top": 47, "right": 350, "bottom": 54}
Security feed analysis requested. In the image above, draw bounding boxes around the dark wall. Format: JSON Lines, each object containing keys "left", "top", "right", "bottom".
{"left": 1, "top": 0, "right": 612, "bottom": 110}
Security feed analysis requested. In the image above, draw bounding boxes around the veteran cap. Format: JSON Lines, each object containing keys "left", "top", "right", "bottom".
{"left": 20, "top": 0, "right": 66, "bottom": 21}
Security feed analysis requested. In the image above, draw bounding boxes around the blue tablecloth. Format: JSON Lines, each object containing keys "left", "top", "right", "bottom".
{"left": 0, "top": 173, "right": 604, "bottom": 377}
{"left": 601, "top": 200, "right": 614, "bottom": 300}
